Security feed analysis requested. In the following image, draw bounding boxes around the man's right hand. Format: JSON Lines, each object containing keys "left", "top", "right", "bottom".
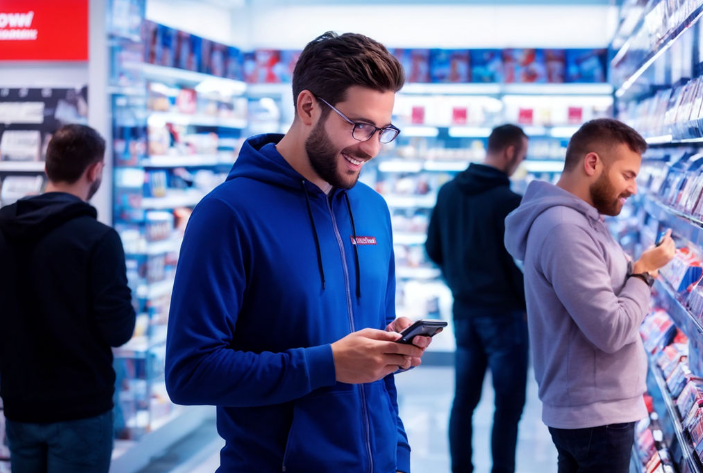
{"left": 331, "top": 329, "right": 424, "bottom": 384}
{"left": 633, "top": 229, "right": 676, "bottom": 278}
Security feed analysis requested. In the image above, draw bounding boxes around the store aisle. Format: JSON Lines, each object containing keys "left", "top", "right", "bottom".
{"left": 138, "top": 365, "right": 557, "bottom": 473}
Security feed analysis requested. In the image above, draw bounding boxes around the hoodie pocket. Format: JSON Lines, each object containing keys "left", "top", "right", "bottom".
{"left": 281, "top": 382, "right": 397, "bottom": 473}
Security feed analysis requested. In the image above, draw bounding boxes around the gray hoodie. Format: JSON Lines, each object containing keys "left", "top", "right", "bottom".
{"left": 504, "top": 180, "right": 650, "bottom": 429}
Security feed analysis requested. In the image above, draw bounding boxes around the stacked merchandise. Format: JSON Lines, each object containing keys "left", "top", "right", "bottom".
{"left": 0, "top": 87, "right": 89, "bottom": 208}
{"left": 633, "top": 413, "right": 677, "bottom": 473}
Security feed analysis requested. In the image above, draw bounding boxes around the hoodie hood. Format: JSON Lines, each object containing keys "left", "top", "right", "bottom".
{"left": 456, "top": 163, "right": 511, "bottom": 196}
{"left": 0, "top": 192, "right": 96, "bottom": 242}
{"left": 227, "top": 133, "right": 314, "bottom": 191}
{"left": 504, "top": 180, "right": 600, "bottom": 261}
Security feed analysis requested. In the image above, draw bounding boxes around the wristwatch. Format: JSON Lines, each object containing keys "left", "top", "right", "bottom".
{"left": 629, "top": 272, "right": 655, "bottom": 287}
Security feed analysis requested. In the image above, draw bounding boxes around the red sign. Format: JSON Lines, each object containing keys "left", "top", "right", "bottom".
{"left": 568, "top": 107, "right": 583, "bottom": 124}
{"left": 452, "top": 107, "right": 468, "bottom": 125}
{"left": 411, "top": 106, "right": 425, "bottom": 125}
{"left": 518, "top": 108, "right": 534, "bottom": 125}
{"left": 0, "top": 0, "right": 88, "bottom": 61}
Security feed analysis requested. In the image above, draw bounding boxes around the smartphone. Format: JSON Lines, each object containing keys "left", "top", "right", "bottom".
{"left": 397, "top": 319, "right": 448, "bottom": 344}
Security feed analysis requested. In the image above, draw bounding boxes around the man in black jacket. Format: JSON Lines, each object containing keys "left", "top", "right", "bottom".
{"left": 0, "top": 124, "right": 135, "bottom": 473}
{"left": 426, "top": 124, "right": 528, "bottom": 473}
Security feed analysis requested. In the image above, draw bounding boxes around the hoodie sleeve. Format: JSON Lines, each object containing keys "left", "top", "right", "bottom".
{"left": 425, "top": 186, "right": 445, "bottom": 267}
{"left": 500, "top": 192, "right": 526, "bottom": 309}
{"left": 541, "top": 223, "right": 651, "bottom": 354}
{"left": 382, "top": 243, "right": 411, "bottom": 473}
{"left": 89, "top": 228, "right": 136, "bottom": 347}
{"left": 165, "top": 197, "right": 337, "bottom": 407}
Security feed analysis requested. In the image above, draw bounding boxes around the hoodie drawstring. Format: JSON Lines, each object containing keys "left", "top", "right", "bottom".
{"left": 301, "top": 181, "right": 326, "bottom": 291}
{"left": 344, "top": 193, "right": 361, "bottom": 299}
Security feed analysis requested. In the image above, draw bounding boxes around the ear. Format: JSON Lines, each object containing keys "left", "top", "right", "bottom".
{"left": 505, "top": 145, "right": 515, "bottom": 161}
{"left": 87, "top": 160, "right": 104, "bottom": 182}
{"left": 296, "top": 90, "right": 317, "bottom": 126}
{"left": 583, "top": 152, "right": 599, "bottom": 177}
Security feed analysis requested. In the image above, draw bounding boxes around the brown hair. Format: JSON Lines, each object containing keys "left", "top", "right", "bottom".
{"left": 564, "top": 118, "right": 647, "bottom": 172}
{"left": 292, "top": 32, "right": 405, "bottom": 112}
{"left": 45, "top": 124, "right": 105, "bottom": 184}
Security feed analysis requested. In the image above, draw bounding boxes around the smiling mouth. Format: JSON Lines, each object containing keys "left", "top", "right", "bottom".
{"left": 343, "top": 153, "right": 364, "bottom": 166}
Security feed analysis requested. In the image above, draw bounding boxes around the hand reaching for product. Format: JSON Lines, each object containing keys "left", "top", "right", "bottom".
{"left": 633, "top": 229, "right": 676, "bottom": 278}
{"left": 331, "top": 329, "right": 423, "bottom": 384}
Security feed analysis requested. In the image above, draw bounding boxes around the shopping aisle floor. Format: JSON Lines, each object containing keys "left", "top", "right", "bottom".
{"left": 138, "top": 365, "right": 558, "bottom": 473}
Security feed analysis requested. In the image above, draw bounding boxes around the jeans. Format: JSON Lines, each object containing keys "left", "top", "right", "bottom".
{"left": 548, "top": 423, "right": 635, "bottom": 473}
{"left": 5, "top": 410, "right": 113, "bottom": 473}
{"left": 449, "top": 311, "right": 529, "bottom": 473}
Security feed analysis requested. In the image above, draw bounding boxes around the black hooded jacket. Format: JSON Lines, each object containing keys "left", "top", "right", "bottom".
{"left": 0, "top": 192, "right": 135, "bottom": 422}
{"left": 425, "top": 163, "right": 526, "bottom": 318}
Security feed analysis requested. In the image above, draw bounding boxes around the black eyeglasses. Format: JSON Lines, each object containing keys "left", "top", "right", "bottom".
{"left": 316, "top": 96, "right": 401, "bottom": 144}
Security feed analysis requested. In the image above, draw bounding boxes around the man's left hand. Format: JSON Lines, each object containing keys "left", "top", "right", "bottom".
{"left": 386, "top": 317, "right": 432, "bottom": 368}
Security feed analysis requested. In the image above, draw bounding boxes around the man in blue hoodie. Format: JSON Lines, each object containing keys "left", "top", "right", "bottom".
{"left": 504, "top": 118, "right": 676, "bottom": 473}
{"left": 165, "top": 32, "right": 432, "bottom": 473}
{"left": 426, "top": 124, "right": 528, "bottom": 473}
{"left": 0, "top": 124, "right": 136, "bottom": 473}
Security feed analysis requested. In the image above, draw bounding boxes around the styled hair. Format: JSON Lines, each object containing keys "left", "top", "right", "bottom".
{"left": 564, "top": 118, "right": 647, "bottom": 172}
{"left": 487, "top": 124, "right": 528, "bottom": 154}
{"left": 45, "top": 124, "right": 105, "bottom": 184}
{"left": 292, "top": 31, "right": 405, "bottom": 110}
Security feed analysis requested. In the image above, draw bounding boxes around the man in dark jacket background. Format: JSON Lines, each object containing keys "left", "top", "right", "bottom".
{"left": 0, "top": 124, "right": 136, "bottom": 473}
{"left": 426, "top": 124, "right": 528, "bottom": 473}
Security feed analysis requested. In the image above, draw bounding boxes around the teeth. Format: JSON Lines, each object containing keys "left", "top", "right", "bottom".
{"left": 344, "top": 154, "right": 363, "bottom": 166}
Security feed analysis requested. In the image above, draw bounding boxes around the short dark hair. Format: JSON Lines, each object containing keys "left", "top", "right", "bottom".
{"left": 45, "top": 124, "right": 105, "bottom": 184}
{"left": 487, "top": 124, "right": 528, "bottom": 154}
{"left": 564, "top": 118, "right": 647, "bottom": 172}
{"left": 292, "top": 32, "right": 405, "bottom": 111}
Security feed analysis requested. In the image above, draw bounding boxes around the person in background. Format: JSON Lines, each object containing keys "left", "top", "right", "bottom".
{"left": 504, "top": 118, "right": 676, "bottom": 473}
{"left": 426, "top": 124, "right": 529, "bottom": 473}
{"left": 165, "top": 32, "right": 432, "bottom": 473}
{"left": 0, "top": 124, "right": 136, "bottom": 473}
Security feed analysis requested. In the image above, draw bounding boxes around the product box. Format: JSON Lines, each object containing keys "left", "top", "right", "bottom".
{"left": 470, "top": 49, "right": 503, "bottom": 83}
{"left": 393, "top": 49, "right": 431, "bottom": 83}
{"left": 502, "top": 49, "right": 547, "bottom": 84}
{"left": 157, "top": 24, "right": 175, "bottom": 68}
{"left": 0, "top": 175, "right": 44, "bottom": 207}
{"left": 429, "top": 49, "right": 470, "bottom": 83}
{"left": 545, "top": 49, "right": 566, "bottom": 83}
{"left": 242, "top": 51, "right": 258, "bottom": 83}
{"left": 565, "top": 49, "right": 607, "bottom": 83}
{"left": 225, "top": 47, "right": 243, "bottom": 81}
{"left": 0, "top": 130, "right": 41, "bottom": 161}
{"left": 209, "top": 42, "right": 227, "bottom": 78}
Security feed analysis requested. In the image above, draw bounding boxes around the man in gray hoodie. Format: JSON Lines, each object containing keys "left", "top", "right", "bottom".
{"left": 504, "top": 118, "right": 675, "bottom": 472}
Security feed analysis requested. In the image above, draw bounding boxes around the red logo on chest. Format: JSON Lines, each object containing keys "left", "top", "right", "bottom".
{"left": 350, "top": 236, "right": 377, "bottom": 246}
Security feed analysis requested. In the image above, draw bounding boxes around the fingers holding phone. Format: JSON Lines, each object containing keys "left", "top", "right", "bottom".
{"left": 331, "top": 328, "right": 423, "bottom": 384}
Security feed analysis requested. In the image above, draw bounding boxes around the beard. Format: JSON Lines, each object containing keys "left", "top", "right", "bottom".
{"left": 305, "top": 118, "right": 367, "bottom": 190}
{"left": 87, "top": 177, "right": 102, "bottom": 201}
{"left": 589, "top": 171, "right": 627, "bottom": 216}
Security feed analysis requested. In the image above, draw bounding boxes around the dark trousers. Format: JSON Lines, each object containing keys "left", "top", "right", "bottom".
{"left": 5, "top": 410, "right": 113, "bottom": 473}
{"left": 548, "top": 423, "right": 635, "bottom": 473}
{"left": 449, "top": 311, "right": 529, "bottom": 473}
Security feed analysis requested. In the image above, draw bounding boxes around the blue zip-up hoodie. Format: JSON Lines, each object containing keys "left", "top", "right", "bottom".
{"left": 165, "top": 134, "right": 410, "bottom": 473}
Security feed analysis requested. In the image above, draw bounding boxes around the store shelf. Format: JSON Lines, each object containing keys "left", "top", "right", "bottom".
{"left": 642, "top": 197, "right": 703, "bottom": 249}
{"left": 147, "top": 112, "right": 247, "bottom": 129}
{"left": 126, "top": 237, "right": 183, "bottom": 256}
{"left": 114, "top": 325, "right": 169, "bottom": 357}
{"left": 384, "top": 194, "right": 436, "bottom": 209}
{"left": 396, "top": 267, "right": 441, "bottom": 279}
{"left": 645, "top": 134, "right": 703, "bottom": 147}
{"left": 0, "top": 161, "right": 45, "bottom": 172}
{"left": 141, "top": 192, "right": 206, "bottom": 210}
{"left": 654, "top": 278, "right": 703, "bottom": 341}
{"left": 523, "top": 160, "right": 565, "bottom": 173}
{"left": 398, "top": 83, "right": 611, "bottom": 96}
{"left": 614, "top": 3, "right": 703, "bottom": 97}
{"left": 647, "top": 354, "right": 703, "bottom": 473}
{"left": 394, "top": 232, "right": 427, "bottom": 245}
{"left": 140, "top": 154, "right": 223, "bottom": 168}
{"left": 136, "top": 277, "right": 175, "bottom": 301}
{"left": 142, "top": 64, "right": 246, "bottom": 95}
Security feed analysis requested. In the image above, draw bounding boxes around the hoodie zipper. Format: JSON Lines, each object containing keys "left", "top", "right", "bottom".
{"left": 326, "top": 196, "right": 374, "bottom": 473}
